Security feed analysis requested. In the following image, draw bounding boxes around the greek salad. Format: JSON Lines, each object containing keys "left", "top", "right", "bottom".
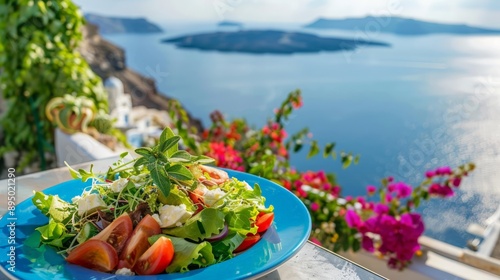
{"left": 31, "top": 128, "right": 274, "bottom": 275}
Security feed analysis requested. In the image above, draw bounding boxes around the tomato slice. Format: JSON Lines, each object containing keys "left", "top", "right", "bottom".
{"left": 134, "top": 236, "right": 174, "bottom": 275}
{"left": 256, "top": 212, "right": 274, "bottom": 233}
{"left": 66, "top": 239, "right": 118, "bottom": 272}
{"left": 234, "top": 233, "right": 261, "bottom": 253}
{"left": 91, "top": 214, "right": 133, "bottom": 254}
{"left": 118, "top": 214, "right": 161, "bottom": 269}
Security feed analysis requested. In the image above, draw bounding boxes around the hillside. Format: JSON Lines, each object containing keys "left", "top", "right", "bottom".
{"left": 305, "top": 16, "right": 500, "bottom": 35}
{"left": 85, "top": 13, "right": 163, "bottom": 34}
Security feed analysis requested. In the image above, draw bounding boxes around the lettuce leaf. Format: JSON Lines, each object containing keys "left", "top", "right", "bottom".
{"left": 211, "top": 231, "right": 245, "bottom": 262}
{"left": 32, "top": 191, "right": 73, "bottom": 223}
{"left": 225, "top": 204, "right": 258, "bottom": 236}
{"left": 35, "top": 219, "right": 75, "bottom": 249}
{"left": 149, "top": 235, "right": 215, "bottom": 273}
{"left": 158, "top": 185, "right": 196, "bottom": 212}
{"left": 162, "top": 208, "right": 225, "bottom": 241}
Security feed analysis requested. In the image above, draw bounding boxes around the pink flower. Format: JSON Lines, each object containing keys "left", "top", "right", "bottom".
{"left": 311, "top": 202, "right": 319, "bottom": 211}
{"left": 206, "top": 142, "right": 245, "bottom": 171}
{"left": 310, "top": 237, "right": 322, "bottom": 246}
{"left": 362, "top": 235, "right": 374, "bottom": 252}
{"left": 331, "top": 186, "right": 341, "bottom": 197}
{"left": 394, "top": 182, "right": 412, "bottom": 199}
{"left": 374, "top": 203, "right": 390, "bottom": 215}
{"left": 436, "top": 166, "right": 452, "bottom": 175}
{"left": 371, "top": 213, "right": 424, "bottom": 262}
{"left": 366, "top": 185, "right": 377, "bottom": 195}
{"left": 345, "top": 209, "right": 363, "bottom": 229}
{"left": 428, "top": 183, "right": 454, "bottom": 197}
{"left": 425, "top": 170, "right": 435, "bottom": 178}
{"left": 452, "top": 177, "right": 462, "bottom": 187}
{"left": 357, "top": 196, "right": 366, "bottom": 204}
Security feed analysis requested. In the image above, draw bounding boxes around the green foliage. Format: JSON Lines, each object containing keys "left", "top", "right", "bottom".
{"left": 0, "top": 0, "right": 108, "bottom": 170}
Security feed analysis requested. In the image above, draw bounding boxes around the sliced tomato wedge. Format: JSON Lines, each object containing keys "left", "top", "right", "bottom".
{"left": 256, "top": 212, "right": 274, "bottom": 233}
{"left": 134, "top": 236, "right": 175, "bottom": 275}
{"left": 118, "top": 214, "right": 161, "bottom": 269}
{"left": 66, "top": 239, "right": 118, "bottom": 272}
{"left": 234, "top": 233, "right": 261, "bottom": 253}
{"left": 91, "top": 214, "right": 133, "bottom": 254}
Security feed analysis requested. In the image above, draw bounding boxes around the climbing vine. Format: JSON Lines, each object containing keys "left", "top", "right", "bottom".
{"left": 0, "top": 0, "right": 108, "bottom": 171}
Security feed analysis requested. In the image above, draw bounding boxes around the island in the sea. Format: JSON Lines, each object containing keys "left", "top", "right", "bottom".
{"left": 85, "top": 13, "right": 163, "bottom": 34}
{"left": 305, "top": 16, "right": 500, "bottom": 36}
{"left": 218, "top": 21, "right": 243, "bottom": 28}
{"left": 162, "top": 30, "right": 389, "bottom": 54}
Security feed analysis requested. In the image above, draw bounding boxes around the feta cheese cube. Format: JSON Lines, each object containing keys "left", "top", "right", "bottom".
{"left": 109, "top": 178, "right": 129, "bottom": 193}
{"left": 203, "top": 188, "right": 226, "bottom": 207}
{"left": 77, "top": 193, "right": 107, "bottom": 216}
{"left": 158, "top": 204, "right": 193, "bottom": 228}
{"left": 115, "top": 268, "right": 135, "bottom": 275}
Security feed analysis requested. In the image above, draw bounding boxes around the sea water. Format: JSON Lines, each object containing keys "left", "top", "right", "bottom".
{"left": 103, "top": 23, "right": 500, "bottom": 247}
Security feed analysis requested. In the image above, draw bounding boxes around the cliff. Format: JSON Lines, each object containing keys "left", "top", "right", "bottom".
{"left": 79, "top": 23, "right": 202, "bottom": 130}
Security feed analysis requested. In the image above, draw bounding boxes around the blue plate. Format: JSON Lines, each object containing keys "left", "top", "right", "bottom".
{"left": 0, "top": 170, "right": 311, "bottom": 279}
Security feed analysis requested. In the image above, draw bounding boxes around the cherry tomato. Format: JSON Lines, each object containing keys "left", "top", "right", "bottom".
{"left": 234, "top": 233, "right": 261, "bottom": 253}
{"left": 256, "top": 212, "right": 274, "bottom": 233}
{"left": 198, "top": 165, "right": 229, "bottom": 185}
{"left": 118, "top": 214, "right": 161, "bottom": 269}
{"left": 66, "top": 239, "right": 118, "bottom": 272}
{"left": 91, "top": 214, "right": 133, "bottom": 254}
{"left": 134, "top": 236, "right": 174, "bottom": 275}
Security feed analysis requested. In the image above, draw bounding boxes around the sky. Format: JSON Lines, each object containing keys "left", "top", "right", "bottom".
{"left": 73, "top": 0, "right": 500, "bottom": 28}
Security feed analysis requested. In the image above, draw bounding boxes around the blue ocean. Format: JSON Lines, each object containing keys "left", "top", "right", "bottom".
{"left": 103, "top": 22, "right": 500, "bottom": 247}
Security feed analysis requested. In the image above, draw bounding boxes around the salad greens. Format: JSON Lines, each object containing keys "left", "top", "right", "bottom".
{"left": 31, "top": 127, "right": 274, "bottom": 274}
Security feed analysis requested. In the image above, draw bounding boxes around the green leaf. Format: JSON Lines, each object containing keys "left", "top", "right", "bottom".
{"left": 354, "top": 155, "right": 360, "bottom": 164}
{"left": 169, "top": 150, "right": 192, "bottom": 163}
{"left": 35, "top": 219, "right": 74, "bottom": 249}
{"left": 157, "top": 186, "right": 196, "bottom": 212}
{"left": 323, "top": 142, "right": 335, "bottom": 158}
{"left": 307, "top": 140, "right": 320, "bottom": 159}
{"left": 192, "top": 155, "right": 215, "bottom": 164}
{"left": 159, "top": 127, "right": 179, "bottom": 156}
{"left": 159, "top": 135, "right": 181, "bottom": 155}
{"left": 64, "top": 161, "right": 79, "bottom": 179}
{"left": 167, "top": 164, "right": 193, "bottom": 181}
{"left": 32, "top": 192, "right": 72, "bottom": 223}
{"left": 135, "top": 147, "right": 152, "bottom": 157}
{"left": 341, "top": 154, "right": 352, "bottom": 169}
{"left": 149, "top": 162, "right": 171, "bottom": 197}
{"left": 77, "top": 164, "right": 95, "bottom": 182}
{"left": 211, "top": 231, "right": 245, "bottom": 262}
{"left": 133, "top": 157, "right": 149, "bottom": 168}
{"left": 119, "top": 151, "right": 128, "bottom": 159}
{"left": 162, "top": 208, "right": 225, "bottom": 241}
{"left": 293, "top": 140, "right": 303, "bottom": 153}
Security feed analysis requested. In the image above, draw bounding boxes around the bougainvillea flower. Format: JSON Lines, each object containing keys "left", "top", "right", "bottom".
{"left": 345, "top": 209, "right": 363, "bottom": 229}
